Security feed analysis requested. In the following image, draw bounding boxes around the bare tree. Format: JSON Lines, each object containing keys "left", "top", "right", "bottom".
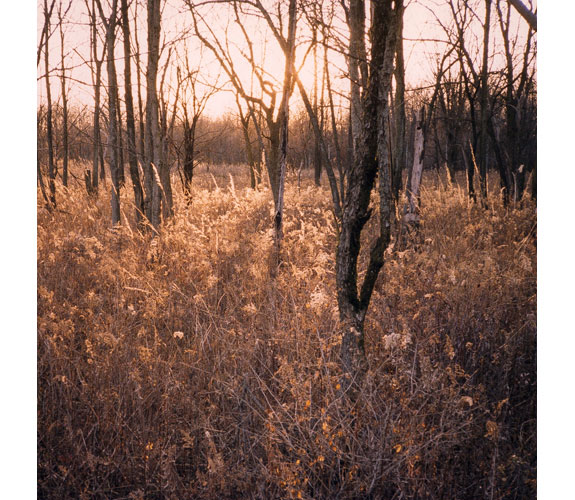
{"left": 95, "top": 0, "right": 121, "bottom": 225}
{"left": 508, "top": 0, "right": 536, "bottom": 31}
{"left": 273, "top": 0, "right": 297, "bottom": 249}
{"left": 492, "top": 0, "right": 536, "bottom": 203}
{"left": 478, "top": 0, "right": 492, "bottom": 202}
{"left": 42, "top": 0, "right": 58, "bottom": 208}
{"left": 57, "top": 1, "right": 72, "bottom": 187}
{"left": 336, "top": 0, "right": 400, "bottom": 388}
{"left": 132, "top": 1, "right": 146, "bottom": 162}
{"left": 176, "top": 47, "right": 220, "bottom": 198}
{"left": 442, "top": 0, "right": 484, "bottom": 201}
{"left": 403, "top": 106, "right": 426, "bottom": 227}
{"left": 85, "top": 0, "right": 106, "bottom": 194}
{"left": 312, "top": 18, "right": 323, "bottom": 186}
{"left": 343, "top": 0, "right": 368, "bottom": 165}
{"left": 158, "top": 46, "right": 178, "bottom": 220}
{"left": 120, "top": 0, "right": 145, "bottom": 223}
{"left": 392, "top": 0, "right": 406, "bottom": 199}
{"left": 145, "top": 0, "right": 163, "bottom": 229}
{"left": 189, "top": 0, "right": 299, "bottom": 243}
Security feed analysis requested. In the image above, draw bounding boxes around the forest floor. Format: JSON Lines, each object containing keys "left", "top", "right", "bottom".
{"left": 38, "top": 163, "right": 536, "bottom": 499}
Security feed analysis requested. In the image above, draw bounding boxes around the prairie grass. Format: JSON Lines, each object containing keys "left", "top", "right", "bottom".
{"left": 38, "top": 164, "right": 536, "bottom": 499}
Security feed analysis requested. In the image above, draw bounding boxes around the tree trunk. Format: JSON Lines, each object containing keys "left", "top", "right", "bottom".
{"left": 133, "top": 7, "right": 146, "bottom": 162}
{"left": 312, "top": 24, "right": 322, "bottom": 186}
{"left": 88, "top": 0, "right": 104, "bottom": 194}
{"left": 464, "top": 144, "right": 476, "bottom": 201}
{"left": 392, "top": 0, "right": 406, "bottom": 200}
{"left": 324, "top": 39, "right": 345, "bottom": 201}
{"left": 347, "top": 0, "right": 367, "bottom": 165}
{"left": 116, "top": 92, "right": 126, "bottom": 188}
{"left": 38, "top": 156, "right": 52, "bottom": 208}
{"left": 266, "top": 121, "right": 281, "bottom": 208}
{"left": 478, "top": 0, "right": 492, "bottom": 203}
{"left": 508, "top": 0, "right": 537, "bottom": 31}
{"left": 182, "top": 113, "right": 198, "bottom": 200}
{"left": 58, "top": 5, "right": 69, "bottom": 188}
{"left": 237, "top": 101, "right": 258, "bottom": 190}
{"left": 403, "top": 106, "right": 425, "bottom": 225}
{"left": 100, "top": 0, "right": 121, "bottom": 225}
{"left": 121, "top": 0, "right": 145, "bottom": 223}
{"left": 337, "top": 0, "right": 398, "bottom": 390}
{"left": 273, "top": 0, "right": 297, "bottom": 252}
{"left": 145, "top": 0, "right": 162, "bottom": 229}
{"left": 91, "top": 68, "right": 102, "bottom": 194}
{"left": 44, "top": 0, "right": 57, "bottom": 207}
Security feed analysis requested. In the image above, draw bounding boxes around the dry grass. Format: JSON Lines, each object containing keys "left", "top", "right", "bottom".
{"left": 38, "top": 164, "right": 536, "bottom": 499}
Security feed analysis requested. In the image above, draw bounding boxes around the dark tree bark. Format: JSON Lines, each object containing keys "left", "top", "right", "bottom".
{"left": 182, "top": 110, "right": 198, "bottom": 198}
{"left": 323, "top": 37, "right": 345, "bottom": 201}
{"left": 96, "top": 0, "right": 121, "bottom": 225}
{"left": 38, "top": 0, "right": 56, "bottom": 68}
{"left": 346, "top": 0, "right": 368, "bottom": 165}
{"left": 132, "top": 5, "right": 146, "bottom": 161}
{"left": 337, "top": 0, "right": 399, "bottom": 388}
{"left": 57, "top": 1, "right": 71, "bottom": 188}
{"left": 121, "top": 0, "right": 145, "bottom": 223}
{"left": 116, "top": 92, "right": 126, "bottom": 188}
{"left": 38, "top": 156, "right": 52, "bottom": 209}
{"left": 145, "top": 0, "right": 162, "bottom": 229}
{"left": 478, "top": 0, "right": 492, "bottom": 203}
{"left": 273, "top": 0, "right": 297, "bottom": 250}
{"left": 43, "top": 0, "right": 57, "bottom": 207}
{"left": 447, "top": 0, "right": 481, "bottom": 201}
{"left": 312, "top": 23, "right": 323, "bottom": 186}
{"left": 508, "top": 0, "right": 536, "bottom": 31}
{"left": 158, "top": 49, "right": 179, "bottom": 221}
{"left": 392, "top": 0, "right": 406, "bottom": 200}
{"left": 86, "top": 0, "right": 105, "bottom": 194}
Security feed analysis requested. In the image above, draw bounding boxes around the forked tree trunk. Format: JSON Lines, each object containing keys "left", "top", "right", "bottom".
{"left": 100, "top": 0, "right": 121, "bottom": 225}
{"left": 337, "top": 0, "right": 399, "bottom": 390}
{"left": 87, "top": 0, "right": 104, "bottom": 194}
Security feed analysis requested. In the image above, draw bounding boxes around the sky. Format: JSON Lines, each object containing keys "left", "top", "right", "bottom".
{"left": 36, "top": 0, "right": 535, "bottom": 118}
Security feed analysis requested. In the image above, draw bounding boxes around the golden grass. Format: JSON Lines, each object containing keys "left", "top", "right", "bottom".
{"left": 38, "top": 164, "right": 536, "bottom": 499}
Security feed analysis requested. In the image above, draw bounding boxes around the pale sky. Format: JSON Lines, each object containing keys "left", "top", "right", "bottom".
{"left": 37, "top": 0, "right": 535, "bottom": 118}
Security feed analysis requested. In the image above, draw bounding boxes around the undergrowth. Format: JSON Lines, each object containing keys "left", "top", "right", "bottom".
{"left": 38, "top": 165, "right": 536, "bottom": 499}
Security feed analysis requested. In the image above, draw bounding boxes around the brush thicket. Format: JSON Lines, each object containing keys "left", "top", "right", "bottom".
{"left": 38, "top": 164, "right": 536, "bottom": 499}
